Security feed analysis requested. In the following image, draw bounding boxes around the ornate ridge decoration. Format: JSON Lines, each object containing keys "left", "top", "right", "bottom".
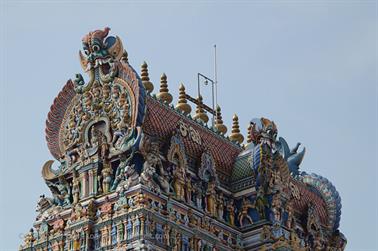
{"left": 45, "top": 27, "right": 145, "bottom": 165}
{"left": 20, "top": 28, "right": 346, "bottom": 251}
{"left": 301, "top": 172, "right": 342, "bottom": 232}
{"left": 45, "top": 80, "right": 76, "bottom": 160}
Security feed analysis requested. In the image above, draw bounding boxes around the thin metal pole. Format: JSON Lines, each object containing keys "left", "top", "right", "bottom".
{"left": 214, "top": 44, "right": 218, "bottom": 108}
{"left": 197, "top": 73, "right": 201, "bottom": 98}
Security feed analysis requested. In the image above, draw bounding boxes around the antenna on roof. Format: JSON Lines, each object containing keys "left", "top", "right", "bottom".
{"left": 214, "top": 44, "right": 218, "bottom": 108}
{"left": 186, "top": 45, "right": 218, "bottom": 127}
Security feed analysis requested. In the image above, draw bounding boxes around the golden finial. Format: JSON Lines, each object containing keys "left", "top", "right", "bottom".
{"left": 214, "top": 105, "right": 227, "bottom": 135}
{"left": 245, "top": 123, "right": 252, "bottom": 146}
{"left": 175, "top": 83, "right": 191, "bottom": 115}
{"left": 156, "top": 73, "right": 173, "bottom": 104}
{"left": 193, "top": 95, "right": 209, "bottom": 123}
{"left": 141, "top": 61, "right": 154, "bottom": 94}
{"left": 229, "top": 114, "right": 244, "bottom": 144}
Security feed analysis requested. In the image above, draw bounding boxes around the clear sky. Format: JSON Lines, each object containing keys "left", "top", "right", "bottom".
{"left": 0, "top": 1, "right": 377, "bottom": 250}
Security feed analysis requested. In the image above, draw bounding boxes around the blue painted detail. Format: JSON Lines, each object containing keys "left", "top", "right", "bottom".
{"left": 300, "top": 172, "right": 342, "bottom": 231}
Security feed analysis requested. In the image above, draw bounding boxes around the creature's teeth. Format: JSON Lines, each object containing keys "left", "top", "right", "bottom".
{"left": 99, "top": 60, "right": 103, "bottom": 65}
{"left": 85, "top": 63, "right": 91, "bottom": 71}
{"left": 94, "top": 60, "right": 99, "bottom": 68}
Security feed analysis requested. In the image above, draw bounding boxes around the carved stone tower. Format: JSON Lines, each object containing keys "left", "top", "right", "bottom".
{"left": 19, "top": 28, "right": 346, "bottom": 251}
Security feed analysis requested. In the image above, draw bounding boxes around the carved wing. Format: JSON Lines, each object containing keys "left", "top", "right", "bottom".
{"left": 45, "top": 80, "right": 77, "bottom": 159}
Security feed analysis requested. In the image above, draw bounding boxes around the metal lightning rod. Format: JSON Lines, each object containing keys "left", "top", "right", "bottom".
{"left": 214, "top": 44, "right": 218, "bottom": 108}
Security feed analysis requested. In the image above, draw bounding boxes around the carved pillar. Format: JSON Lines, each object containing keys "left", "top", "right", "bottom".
{"left": 140, "top": 215, "right": 145, "bottom": 236}
{"left": 93, "top": 169, "right": 98, "bottom": 195}
{"left": 123, "top": 219, "right": 128, "bottom": 241}
{"left": 80, "top": 171, "right": 89, "bottom": 198}
{"left": 88, "top": 169, "right": 94, "bottom": 196}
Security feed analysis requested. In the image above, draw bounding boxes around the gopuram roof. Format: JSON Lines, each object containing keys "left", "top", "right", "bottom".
{"left": 20, "top": 27, "right": 347, "bottom": 251}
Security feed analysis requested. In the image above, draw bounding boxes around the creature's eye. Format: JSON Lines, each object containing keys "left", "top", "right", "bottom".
{"left": 84, "top": 49, "right": 89, "bottom": 55}
{"left": 92, "top": 45, "right": 100, "bottom": 52}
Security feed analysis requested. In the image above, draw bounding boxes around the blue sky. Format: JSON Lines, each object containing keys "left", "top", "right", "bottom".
{"left": 0, "top": 1, "right": 377, "bottom": 250}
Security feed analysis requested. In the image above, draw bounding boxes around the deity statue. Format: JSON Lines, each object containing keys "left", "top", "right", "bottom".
{"left": 140, "top": 142, "right": 169, "bottom": 193}
{"left": 238, "top": 197, "right": 254, "bottom": 227}
{"left": 111, "top": 150, "right": 134, "bottom": 191}
{"left": 173, "top": 163, "right": 186, "bottom": 201}
{"left": 101, "top": 84, "right": 112, "bottom": 113}
{"left": 72, "top": 171, "right": 81, "bottom": 204}
{"left": 163, "top": 224, "right": 171, "bottom": 246}
{"left": 217, "top": 192, "right": 225, "bottom": 220}
{"left": 195, "top": 184, "right": 203, "bottom": 210}
{"left": 87, "top": 126, "right": 99, "bottom": 151}
{"left": 269, "top": 169, "right": 283, "bottom": 193}
{"left": 112, "top": 118, "right": 130, "bottom": 148}
{"left": 46, "top": 176, "right": 71, "bottom": 207}
{"left": 101, "top": 160, "right": 113, "bottom": 193}
{"left": 206, "top": 180, "right": 217, "bottom": 216}
{"left": 140, "top": 153, "right": 160, "bottom": 193}
{"left": 185, "top": 172, "right": 193, "bottom": 204}
{"left": 271, "top": 193, "right": 282, "bottom": 222}
{"left": 91, "top": 81, "right": 103, "bottom": 114}
{"left": 255, "top": 187, "right": 268, "bottom": 220}
{"left": 226, "top": 198, "right": 235, "bottom": 226}
{"left": 172, "top": 232, "right": 182, "bottom": 251}
{"left": 286, "top": 200, "right": 294, "bottom": 229}
{"left": 99, "top": 133, "right": 109, "bottom": 161}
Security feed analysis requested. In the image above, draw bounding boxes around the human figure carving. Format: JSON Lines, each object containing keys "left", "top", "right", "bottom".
{"left": 238, "top": 197, "right": 254, "bottom": 226}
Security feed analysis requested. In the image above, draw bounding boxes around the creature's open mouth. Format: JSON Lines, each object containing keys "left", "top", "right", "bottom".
{"left": 86, "top": 57, "right": 112, "bottom": 72}
{"left": 101, "top": 61, "right": 111, "bottom": 75}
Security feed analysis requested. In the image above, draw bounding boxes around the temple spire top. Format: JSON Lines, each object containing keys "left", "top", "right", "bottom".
{"left": 193, "top": 95, "right": 209, "bottom": 124}
{"left": 229, "top": 114, "right": 244, "bottom": 144}
{"left": 214, "top": 105, "right": 227, "bottom": 135}
{"left": 156, "top": 73, "right": 172, "bottom": 104}
{"left": 141, "top": 61, "right": 154, "bottom": 94}
{"left": 175, "top": 83, "right": 191, "bottom": 115}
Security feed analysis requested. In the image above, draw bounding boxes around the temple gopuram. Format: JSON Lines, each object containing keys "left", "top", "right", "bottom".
{"left": 20, "top": 28, "right": 347, "bottom": 251}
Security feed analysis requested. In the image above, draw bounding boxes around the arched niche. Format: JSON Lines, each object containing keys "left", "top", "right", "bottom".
{"left": 167, "top": 134, "right": 187, "bottom": 169}
{"left": 199, "top": 152, "right": 219, "bottom": 185}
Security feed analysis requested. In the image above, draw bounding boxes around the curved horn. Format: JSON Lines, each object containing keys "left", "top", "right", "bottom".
{"left": 41, "top": 160, "right": 57, "bottom": 181}
{"left": 288, "top": 147, "right": 306, "bottom": 167}
{"left": 79, "top": 50, "right": 88, "bottom": 72}
{"left": 107, "top": 36, "right": 124, "bottom": 61}
{"left": 278, "top": 137, "right": 290, "bottom": 160}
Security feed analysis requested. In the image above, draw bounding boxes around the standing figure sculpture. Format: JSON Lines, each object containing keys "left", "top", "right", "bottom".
{"left": 206, "top": 180, "right": 217, "bottom": 217}
{"left": 101, "top": 160, "right": 113, "bottom": 193}
{"left": 173, "top": 164, "right": 186, "bottom": 201}
{"left": 238, "top": 197, "right": 254, "bottom": 227}
{"left": 72, "top": 171, "right": 81, "bottom": 204}
{"left": 227, "top": 198, "right": 235, "bottom": 226}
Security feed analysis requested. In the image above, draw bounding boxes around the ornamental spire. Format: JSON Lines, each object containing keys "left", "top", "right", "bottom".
{"left": 229, "top": 114, "right": 244, "bottom": 144}
{"left": 214, "top": 105, "right": 227, "bottom": 135}
{"left": 141, "top": 61, "right": 154, "bottom": 94}
{"left": 156, "top": 73, "right": 172, "bottom": 104}
{"left": 193, "top": 95, "right": 209, "bottom": 123}
{"left": 175, "top": 83, "right": 191, "bottom": 115}
{"left": 245, "top": 123, "right": 252, "bottom": 146}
